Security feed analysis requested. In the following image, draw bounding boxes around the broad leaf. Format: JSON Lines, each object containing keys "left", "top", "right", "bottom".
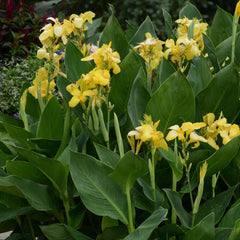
{"left": 110, "top": 151, "right": 148, "bottom": 193}
{"left": 164, "top": 189, "right": 191, "bottom": 228}
{"left": 109, "top": 50, "right": 141, "bottom": 114}
{"left": 70, "top": 151, "right": 128, "bottom": 224}
{"left": 183, "top": 213, "right": 215, "bottom": 240}
{"left": 94, "top": 143, "right": 120, "bottom": 169}
{"left": 65, "top": 40, "right": 92, "bottom": 83}
{"left": 37, "top": 97, "right": 64, "bottom": 140}
{"left": 128, "top": 68, "right": 150, "bottom": 127}
{"left": 146, "top": 71, "right": 195, "bottom": 134}
{"left": 129, "top": 16, "right": 157, "bottom": 46}
{"left": 41, "top": 223, "right": 93, "bottom": 240}
{"left": 99, "top": 5, "right": 129, "bottom": 59}
{"left": 195, "top": 185, "right": 237, "bottom": 224}
{"left": 123, "top": 207, "right": 168, "bottom": 240}
{"left": 197, "top": 63, "right": 239, "bottom": 122}
{"left": 228, "top": 219, "right": 240, "bottom": 240}
{"left": 162, "top": 9, "right": 175, "bottom": 39}
{"left": 179, "top": 2, "right": 202, "bottom": 19}
{"left": 220, "top": 202, "right": 240, "bottom": 228}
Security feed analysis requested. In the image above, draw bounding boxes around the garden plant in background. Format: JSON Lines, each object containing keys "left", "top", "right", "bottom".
{"left": 1, "top": 1, "right": 240, "bottom": 239}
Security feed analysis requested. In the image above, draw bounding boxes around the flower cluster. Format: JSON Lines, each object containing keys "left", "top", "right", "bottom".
{"left": 66, "top": 43, "right": 121, "bottom": 109}
{"left": 134, "top": 33, "right": 164, "bottom": 73}
{"left": 134, "top": 17, "right": 207, "bottom": 72}
{"left": 166, "top": 121, "right": 207, "bottom": 149}
{"left": 128, "top": 114, "right": 168, "bottom": 154}
{"left": 202, "top": 112, "right": 240, "bottom": 149}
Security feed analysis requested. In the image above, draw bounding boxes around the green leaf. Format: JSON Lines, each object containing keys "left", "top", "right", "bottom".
{"left": 37, "top": 97, "right": 64, "bottom": 140}
{"left": 197, "top": 63, "right": 239, "bottom": 122}
{"left": 195, "top": 185, "right": 237, "bottom": 224}
{"left": 164, "top": 189, "right": 191, "bottom": 228}
{"left": 159, "top": 146, "right": 183, "bottom": 182}
{"left": 70, "top": 151, "right": 128, "bottom": 224}
{"left": 86, "top": 17, "right": 102, "bottom": 39}
{"left": 94, "top": 143, "right": 120, "bottom": 169}
{"left": 109, "top": 50, "right": 141, "bottom": 114}
{"left": 215, "top": 228, "right": 232, "bottom": 240}
{"left": 41, "top": 223, "right": 93, "bottom": 240}
{"left": 146, "top": 71, "right": 195, "bottom": 134}
{"left": 123, "top": 207, "right": 168, "bottom": 240}
{"left": 179, "top": 2, "right": 202, "bottom": 20}
{"left": 188, "top": 55, "right": 212, "bottom": 95}
{"left": 128, "top": 68, "right": 150, "bottom": 127}
{"left": 220, "top": 202, "right": 240, "bottom": 228}
{"left": 210, "top": 6, "right": 233, "bottom": 46}
{"left": 0, "top": 203, "right": 32, "bottom": 223}
{"left": 228, "top": 219, "right": 240, "bottom": 240}
{"left": 6, "top": 161, "right": 48, "bottom": 185}
{"left": 12, "top": 146, "right": 68, "bottom": 196}
{"left": 202, "top": 34, "right": 220, "bottom": 72}
{"left": 152, "top": 57, "right": 176, "bottom": 92}
{"left": 129, "top": 16, "right": 157, "bottom": 46}
{"left": 126, "top": 21, "right": 138, "bottom": 42}
{"left": 162, "top": 9, "right": 174, "bottom": 39}
{"left": 0, "top": 176, "right": 57, "bottom": 211}
{"left": 110, "top": 151, "right": 148, "bottom": 193}
{"left": 25, "top": 92, "right": 41, "bottom": 119}
{"left": 99, "top": 6, "right": 129, "bottom": 60}
{"left": 183, "top": 213, "right": 215, "bottom": 240}
{"left": 0, "top": 114, "right": 23, "bottom": 128}
{"left": 65, "top": 40, "right": 92, "bottom": 83}
{"left": 4, "top": 123, "right": 34, "bottom": 149}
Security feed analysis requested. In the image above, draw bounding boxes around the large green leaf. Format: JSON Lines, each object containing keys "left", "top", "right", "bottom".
{"left": 129, "top": 16, "right": 157, "bottom": 46}
{"left": 210, "top": 6, "right": 233, "bottom": 46}
{"left": 123, "top": 207, "right": 168, "bottom": 240}
{"left": 37, "top": 97, "right": 64, "bottom": 140}
{"left": 128, "top": 68, "right": 150, "bottom": 127}
{"left": 70, "top": 151, "right": 128, "bottom": 224}
{"left": 110, "top": 151, "right": 148, "bottom": 193}
{"left": 6, "top": 161, "right": 48, "bottom": 185}
{"left": 152, "top": 57, "right": 176, "bottom": 92}
{"left": 41, "top": 223, "right": 93, "bottom": 240}
{"left": 164, "top": 189, "right": 191, "bottom": 228}
{"left": 94, "top": 143, "right": 120, "bottom": 169}
{"left": 162, "top": 9, "right": 175, "bottom": 39}
{"left": 188, "top": 56, "right": 212, "bottom": 96}
{"left": 109, "top": 50, "right": 141, "bottom": 114}
{"left": 220, "top": 202, "right": 240, "bottom": 228}
{"left": 0, "top": 114, "right": 23, "bottom": 128}
{"left": 179, "top": 2, "right": 202, "bottom": 20}
{"left": 65, "top": 40, "right": 92, "bottom": 83}
{"left": 183, "top": 213, "right": 215, "bottom": 240}
{"left": 99, "top": 5, "right": 129, "bottom": 60}
{"left": 0, "top": 203, "right": 32, "bottom": 223}
{"left": 146, "top": 71, "right": 195, "bottom": 134}
{"left": 0, "top": 176, "right": 57, "bottom": 211}
{"left": 197, "top": 63, "right": 239, "bottom": 122}
{"left": 228, "top": 219, "right": 240, "bottom": 240}
{"left": 195, "top": 185, "right": 237, "bottom": 224}
{"left": 215, "top": 228, "right": 232, "bottom": 240}
{"left": 12, "top": 146, "right": 67, "bottom": 196}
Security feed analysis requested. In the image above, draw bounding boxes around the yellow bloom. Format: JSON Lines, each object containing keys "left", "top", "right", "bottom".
{"left": 235, "top": 1, "right": 240, "bottom": 20}
{"left": 39, "top": 23, "right": 54, "bottom": 47}
{"left": 219, "top": 124, "right": 240, "bottom": 145}
{"left": 82, "top": 42, "right": 121, "bottom": 74}
{"left": 92, "top": 69, "right": 110, "bottom": 86}
{"left": 28, "top": 68, "right": 55, "bottom": 99}
{"left": 199, "top": 161, "right": 208, "bottom": 180}
{"left": 127, "top": 115, "right": 168, "bottom": 154}
{"left": 37, "top": 48, "right": 50, "bottom": 60}
{"left": 134, "top": 32, "right": 164, "bottom": 72}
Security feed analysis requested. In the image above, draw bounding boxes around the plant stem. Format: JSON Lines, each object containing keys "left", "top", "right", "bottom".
{"left": 63, "top": 195, "right": 71, "bottom": 226}
{"left": 186, "top": 168, "right": 194, "bottom": 210}
{"left": 98, "top": 107, "right": 109, "bottom": 148}
{"left": 231, "top": 15, "right": 238, "bottom": 64}
{"left": 126, "top": 185, "right": 134, "bottom": 233}
{"left": 191, "top": 214, "right": 196, "bottom": 228}
{"left": 27, "top": 215, "right": 35, "bottom": 240}
{"left": 171, "top": 172, "right": 177, "bottom": 224}
{"left": 150, "top": 148, "right": 156, "bottom": 203}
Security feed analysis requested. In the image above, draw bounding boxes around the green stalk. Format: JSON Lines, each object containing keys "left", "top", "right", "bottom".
{"left": 37, "top": 87, "right": 45, "bottom": 112}
{"left": 171, "top": 172, "right": 177, "bottom": 224}
{"left": 92, "top": 107, "right": 99, "bottom": 134}
{"left": 231, "top": 13, "right": 238, "bottom": 64}
{"left": 63, "top": 196, "right": 71, "bottom": 226}
{"left": 27, "top": 215, "right": 35, "bottom": 240}
{"left": 149, "top": 148, "right": 156, "bottom": 203}
{"left": 126, "top": 185, "right": 134, "bottom": 233}
{"left": 98, "top": 107, "right": 109, "bottom": 148}
{"left": 114, "top": 113, "right": 124, "bottom": 158}
{"left": 186, "top": 168, "right": 194, "bottom": 210}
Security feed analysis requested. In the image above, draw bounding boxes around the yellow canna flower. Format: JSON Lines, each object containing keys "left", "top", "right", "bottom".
{"left": 28, "top": 68, "right": 56, "bottom": 99}
{"left": 134, "top": 32, "right": 164, "bottom": 72}
{"left": 199, "top": 161, "right": 208, "bottom": 180}
{"left": 219, "top": 124, "right": 240, "bottom": 145}
{"left": 39, "top": 23, "right": 54, "bottom": 47}
{"left": 82, "top": 42, "right": 121, "bottom": 74}
{"left": 127, "top": 115, "right": 168, "bottom": 154}
{"left": 235, "top": 1, "right": 240, "bottom": 21}
{"left": 37, "top": 48, "right": 50, "bottom": 60}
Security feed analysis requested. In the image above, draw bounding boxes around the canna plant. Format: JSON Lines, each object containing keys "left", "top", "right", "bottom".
{"left": 1, "top": 1, "right": 240, "bottom": 239}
